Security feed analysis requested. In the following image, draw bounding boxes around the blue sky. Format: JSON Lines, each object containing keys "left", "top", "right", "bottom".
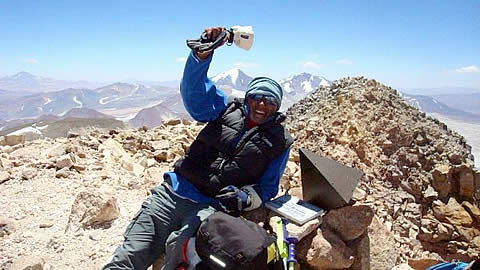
{"left": 1, "top": 0, "right": 479, "bottom": 89}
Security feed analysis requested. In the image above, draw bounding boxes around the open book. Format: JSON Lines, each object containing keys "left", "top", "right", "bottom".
{"left": 265, "top": 195, "right": 325, "bottom": 225}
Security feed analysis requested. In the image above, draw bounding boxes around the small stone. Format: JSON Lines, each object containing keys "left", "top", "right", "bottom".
{"left": 55, "top": 167, "right": 70, "bottom": 178}
{"left": 39, "top": 223, "right": 53, "bottom": 229}
{"left": 0, "top": 171, "right": 11, "bottom": 184}
{"left": 56, "top": 155, "right": 73, "bottom": 169}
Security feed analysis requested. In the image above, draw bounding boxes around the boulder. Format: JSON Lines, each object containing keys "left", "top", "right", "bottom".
{"left": 431, "top": 164, "right": 451, "bottom": 198}
{"left": 297, "top": 228, "right": 354, "bottom": 269}
{"left": 323, "top": 205, "right": 374, "bottom": 241}
{"left": 458, "top": 167, "right": 475, "bottom": 199}
{"left": 65, "top": 189, "right": 120, "bottom": 232}
{"left": 432, "top": 198, "right": 473, "bottom": 227}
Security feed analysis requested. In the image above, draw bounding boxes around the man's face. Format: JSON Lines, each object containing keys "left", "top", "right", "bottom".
{"left": 247, "top": 95, "right": 278, "bottom": 124}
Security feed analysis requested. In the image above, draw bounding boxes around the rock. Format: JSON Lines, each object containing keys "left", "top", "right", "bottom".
{"left": 0, "top": 171, "right": 10, "bottom": 184}
{"left": 407, "top": 258, "right": 442, "bottom": 270}
{"left": 164, "top": 119, "right": 182, "bottom": 126}
{"left": 269, "top": 216, "right": 321, "bottom": 242}
{"left": 448, "top": 153, "right": 463, "bottom": 165}
{"left": 458, "top": 167, "right": 475, "bottom": 199}
{"left": 10, "top": 255, "right": 53, "bottom": 270}
{"left": 455, "top": 226, "right": 480, "bottom": 242}
{"left": 368, "top": 216, "right": 399, "bottom": 270}
{"left": 1, "top": 135, "right": 25, "bottom": 146}
{"left": 46, "top": 144, "right": 66, "bottom": 158}
{"left": 418, "top": 217, "right": 453, "bottom": 243}
{"left": 120, "top": 156, "right": 144, "bottom": 177}
{"left": 144, "top": 167, "right": 166, "bottom": 188}
{"left": 154, "top": 150, "right": 169, "bottom": 163}
{"left": 0, "top": 217, "right": 16, "bottom": 237}
{"left": 297, "top": 228, "right": 354, "bottom": 269}
{"left": 56, "top": 154, "right": 74, "bottom": 169}
{"left": 151, "top": 140, "right": 170, "bottom": 150}
{"left": 67, "top": 131, "right": 79, "bottom": 138}
{"left": 432, "top": 198, "right": 473, "bottom": 226}
{"left": 462, "top": 201, "right": 480, "bottom": 223}
{"left": 473, "top": 236, "right": 480, "bottom": 248}
{"left": 21, "top": 167, "right": 37, "bottom": 180}
{"left": 55, "top": 167, "right": 70, "bottom": 178}
{"left": 66, "top": 189, "right": 120, "bottom": 232}
{"left": 423, "top": 185, "right": 438, "bottom": 200}
{"left": 324, "top": 205, "right": 374, "bottom": 241}
{"left": 352, "top": 187, "right": 367, "bottom": 201}
{"left": 99, "top": 138, "right": 127, "bottom": 161}
{"left": 431, "top": 164, "right": 451, "bottom": 198}
{"left": 349, "top": 233, "right": 370, "bottom": 270}
{"left": 475, "top": 169, "right": 480, "bottom": 200}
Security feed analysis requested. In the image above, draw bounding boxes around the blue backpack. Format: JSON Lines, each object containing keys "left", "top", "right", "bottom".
{"left": 426, "top": 262, "right": 470, "bottom": 270}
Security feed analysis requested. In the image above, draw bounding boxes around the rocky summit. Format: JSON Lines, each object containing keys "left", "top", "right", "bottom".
{"left": 0, "top": 76, "right": 478, "bottom": 270}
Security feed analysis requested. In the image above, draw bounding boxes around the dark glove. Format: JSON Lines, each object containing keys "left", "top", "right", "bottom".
{"left": 215, "top": 185, "right": 250, "bottom": 215}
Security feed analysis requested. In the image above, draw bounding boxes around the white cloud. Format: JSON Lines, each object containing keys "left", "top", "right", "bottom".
{"left": 336, "top": 59, "right": 353, "bottom": 65}
{"left": 175, "top": 57, "right": 187, "bottom": 63}
{"left": 233, "top": 62, "right": 258, "bottom": 68}
{"left": 303, "top": 61, "right": 323, "bottom": 69}
{"left": 21, "top": 57, "right": 39, "bottom": 64}
{"left": 455, "top": 65, "right": 480, "bottom": 73}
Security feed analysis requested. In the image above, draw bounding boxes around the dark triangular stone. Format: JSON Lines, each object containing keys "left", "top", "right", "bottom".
{"left": 300, "top": 148, "right": 363, "bottom": 210}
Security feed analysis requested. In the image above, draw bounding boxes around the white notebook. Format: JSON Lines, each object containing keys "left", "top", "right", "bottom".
{"left": 265, "top": 195, "right": 325, "bottom": 225}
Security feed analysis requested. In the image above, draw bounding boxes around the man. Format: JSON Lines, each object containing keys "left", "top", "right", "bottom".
{"left": 103, "top": 27, "right": 293, "bottom": 270}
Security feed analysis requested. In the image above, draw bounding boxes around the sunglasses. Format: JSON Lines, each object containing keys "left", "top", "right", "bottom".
{"left": 247, "top": 94, "right": 277, "bottom": 107}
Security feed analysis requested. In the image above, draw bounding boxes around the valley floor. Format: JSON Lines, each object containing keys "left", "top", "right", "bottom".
{"left": 430, "top": 113, "right": 480, "bottom": 168}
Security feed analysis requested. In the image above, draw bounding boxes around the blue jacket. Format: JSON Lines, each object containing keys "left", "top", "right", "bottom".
{"left": 163, "top": 51, "right": 290, "bottom": 205}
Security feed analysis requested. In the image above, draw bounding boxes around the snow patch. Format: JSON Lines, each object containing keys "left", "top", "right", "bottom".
{"left": 37, "top": 125, "right": 49, "bottom": 130}
{"left": 301, "top": 81, "right": 314, "bottom": 92}
{"left": 21, "top": 105, "right": 24, "bottom": 111}
{"left": 99, "top": 96, "right": 121, "bottom": 105}
{"left": 43, "top": 97, "right": 53, "bottom": 105}
{"left": 8, "top": 126, "right": 42, "bottom": 136}
{"left": 283, "top": 82, "right": 293, "bottom": 93}
{"left": 319, "top": 79, "right": 330, "bottom": 87}
{"left": 73, "top": 96, "right": 83, "bottom": 107}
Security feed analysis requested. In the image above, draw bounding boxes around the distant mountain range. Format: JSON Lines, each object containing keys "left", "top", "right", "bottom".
{"left": 401, "top": 93, "right": 480, "bottom": 123}
{"left": 210, "top": 68, "right": 331, "bottom": 110}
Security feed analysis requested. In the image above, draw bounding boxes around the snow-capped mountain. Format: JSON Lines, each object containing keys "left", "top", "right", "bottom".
{"left": 211, "top": 68, "right": 253, "bottom": 97}
{"left": 0, "top": 72, "right": 104, "bottom": 93}
{"left": 279, "top": 72, "right": 331, "bottom": 98}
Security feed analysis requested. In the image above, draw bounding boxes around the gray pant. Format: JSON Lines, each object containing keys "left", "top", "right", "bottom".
{"left": 102, "top": 183, "right": 216, "bottom": 270}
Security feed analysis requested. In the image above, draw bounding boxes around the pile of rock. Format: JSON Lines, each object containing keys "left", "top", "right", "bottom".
{"left": 284, "top": 76, "right": 479, "bottom": 267}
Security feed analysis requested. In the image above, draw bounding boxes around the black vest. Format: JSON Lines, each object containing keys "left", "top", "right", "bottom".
{"left": 174, "top": 100, "right": 293, "bottom": 197}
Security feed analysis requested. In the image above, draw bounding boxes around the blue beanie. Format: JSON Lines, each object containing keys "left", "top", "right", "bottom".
{"left": 245, "top": 77, "right": 283, "bottom": 109}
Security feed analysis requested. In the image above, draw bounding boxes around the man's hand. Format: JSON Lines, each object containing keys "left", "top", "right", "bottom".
{"left": 196, "top": 27, "right": 229, "bottom": 60}
{"left": 215, "top": 185, "right": 250, "bottom": 216}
